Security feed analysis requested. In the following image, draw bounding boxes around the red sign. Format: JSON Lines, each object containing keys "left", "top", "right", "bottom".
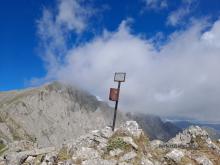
{"left": 109, "top": 88, "right": 119, "bottom": 101}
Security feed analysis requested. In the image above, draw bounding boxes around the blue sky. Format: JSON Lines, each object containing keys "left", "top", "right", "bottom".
{"left": 1, "top": 0, "right": 219, "bottom": 91}
{"left": 1, "top": 0, "right": 220, "bottom": 122}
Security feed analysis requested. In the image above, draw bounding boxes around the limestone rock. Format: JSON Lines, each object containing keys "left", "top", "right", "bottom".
{"left": 150, "top": 140, "right": 164, "bottom": 148}
{"left": 194, "top": 155, "right": 213, "bottom": 165}
{"left": 119, "top": 121, "right": 142, "bottom": 138}
{"left": 168, "top": 126, "right": 209, "bottom": 146}
{"left": 109, "top": 148, "right": 123, "bottom": 157}
{"left": 75, "top": 147, "right": 100, "bottom": 160}
{"left": 25, "top": 155, "right": 35, "bottom": 163}
{"left": 8, "top": 140, "right": 35, "bottom": 152}
{"left": 141, "top": 157, "right": 154, "bottom": 165}
{"left": 165, "top": 149, "right": 185, "bottom": 163}
{"left": 121, "top": 137, "right": 138, "bottom": 150}
{"left": 118, "top": 162, "right": 132, "bottom": 165}
{"left": 119, "top": 151, "right": 137, "bottom": 162}
{"left": 82, "top": 159, "right": 117, "bottom": 165}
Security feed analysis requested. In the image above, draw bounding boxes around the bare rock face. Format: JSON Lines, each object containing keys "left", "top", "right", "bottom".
{"left": 0, "top": 82, "right": 127, "bottom": 147}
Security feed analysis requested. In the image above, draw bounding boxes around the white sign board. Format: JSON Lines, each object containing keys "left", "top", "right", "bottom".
{"left": 114, "top": 72, "right": 126, "bottom": 82}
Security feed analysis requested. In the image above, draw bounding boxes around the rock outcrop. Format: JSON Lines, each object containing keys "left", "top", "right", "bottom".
{"left": 0, "top": 121, "right": 219, "bottom": 165}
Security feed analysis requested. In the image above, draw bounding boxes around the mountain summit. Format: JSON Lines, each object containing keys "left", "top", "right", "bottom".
{"left": 0, "top": 82, "right": 127, "bottom": 147}
{"left": 1, "top": 121, "right": 220, "bottom": 165}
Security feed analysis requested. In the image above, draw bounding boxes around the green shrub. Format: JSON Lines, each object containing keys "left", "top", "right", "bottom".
{"left": 107, "top": 137, "right": 129, "bottom": 152}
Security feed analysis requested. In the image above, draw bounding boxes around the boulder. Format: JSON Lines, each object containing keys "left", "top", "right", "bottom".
{"left": 121, "top": 137, "right": 138, "bottom": 150}
{"left": 141, "top": 157, "right": 154, "bottom": 165}
{"left": 109, "top": 148, "right": 123, "bottom": 157}
{"left": 194, "top": 155, "right": 213, "bottom": 165}
{"left": 165, "top": 149, "right": 185, "bottom": 163}
{"left": 119, "top": 151, "right": 137, "bottom": 162}
{"left": 119, "top": 121, "right": 142, "bottom": 138}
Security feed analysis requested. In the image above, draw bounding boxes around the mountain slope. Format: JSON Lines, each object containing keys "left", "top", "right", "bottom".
{"left": 0, "top": 82, "right": 182, "bottom": 149}
{"left": 0, "top": 82, "right": 126, "bottom": 147}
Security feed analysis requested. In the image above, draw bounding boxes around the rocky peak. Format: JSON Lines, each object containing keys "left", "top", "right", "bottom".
{"left": 168, "top": 125, "right": 209, "bottom": 146}
{"left": 0, "top": 82, "right": 127, "bottom": 147}
{"left": 1, "top": 121, "right": 219, "bottom": 165}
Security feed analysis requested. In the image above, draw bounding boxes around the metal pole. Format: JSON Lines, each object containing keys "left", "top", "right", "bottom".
{"left": 112, "top": 81, "right": 121, "bottom": 131}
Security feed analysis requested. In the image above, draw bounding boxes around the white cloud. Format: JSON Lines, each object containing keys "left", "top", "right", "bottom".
{"left": 54, "top": 19, "right": 220, "bottom": 123}
{"left": 167, "top": 0, "right": 197, "bottom": 26}
{"left": 35, "top": 0, "right": 94, "bottom": 84}
{"left": 143, "top": 0, "right": 168, "bottom": 10}
{"left": 36, "top": 0, "right": 220, "bottom": 123}
{"left": 57, "top": 0, "right": 89, "bottom": 33}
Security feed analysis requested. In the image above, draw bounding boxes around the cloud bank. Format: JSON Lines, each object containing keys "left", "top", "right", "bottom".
{"left": 36, "top": 0, "right": 220, "bottom": 123}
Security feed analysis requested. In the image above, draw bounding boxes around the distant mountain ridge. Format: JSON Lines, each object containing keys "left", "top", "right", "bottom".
{"left": 172, "top": 120, "right": 220, "bottom": 140}
{"left": 172, "top": 120, "right": 220, "bottom": 131}
{"left": 126, "top": 113, "right": 181, "bottom": 141}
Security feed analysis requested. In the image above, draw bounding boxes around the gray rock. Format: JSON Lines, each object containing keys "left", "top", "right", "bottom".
{"left": 141, "top": 157, "right": 154, "bottom": 165}
{"left": 75, "top": 147, "right": 100, "bottom": 160}
{"left": 206, "top": 138, "right": 220, "bottom": 155}
{"left": 82, "top": 159, "right": 117, "bottom": 165}
{"left": 168, "top": 126, "right": 209, "bottom": 147}
{"left": 43, "top": 152, "right": 58, "bottom": 164}
{"left": 121, "top": 137, "right": 138, "bottom": 150}
{"left": 119, "top": 151, "right": 137, "bottom": 162}
{"left": 109, "top": 148, "right": 123, "bottom": 157}
{"left": 150, "top": 140, "right": 164, "bottom": 148}
{"left": 195, "top": 155, "right": 213, "bottom": 165}
{"left": 165, "top": 149, "right": 184, "bottom": 163}
{"left": 25, "top": 155, "right": 35, "bottom": 163}
{"left": 7, "top": 140, "right": 35, "bottom": 153}
{"left": 99, "top": 126, "right": 113, "bottom": 138}
{"left": 120, "top": 121, "right": 142, "bottom": 138}
{"left": 3, "top": 147, "right": 56, "bottom": 165}
{"left": 118, "top": 162, "right": 132, "bottom": 165}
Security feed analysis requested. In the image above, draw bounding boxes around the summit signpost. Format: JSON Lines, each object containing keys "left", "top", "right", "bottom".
{"left": 109, "top": 72, "right": 126, "bottom": 131}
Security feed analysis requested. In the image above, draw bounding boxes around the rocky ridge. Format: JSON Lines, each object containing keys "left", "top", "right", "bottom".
{"left": 0, "top": 82, "right": 181, "bottom": 148}
{"left": 0, "top": 82, "right": 127, "bottom": 147}
{"left": 0, "top": 121, "right": 219, "bottom": 165}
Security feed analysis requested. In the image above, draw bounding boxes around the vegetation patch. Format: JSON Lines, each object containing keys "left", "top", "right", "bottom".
{"left": 0, "top": 142, "right": 7, "bottom": 156}
{"left": 57, "top": 146, "right": 72, "bottom": 161}
{"left": 107, "top": 137, "right": 130, "bottom": 152}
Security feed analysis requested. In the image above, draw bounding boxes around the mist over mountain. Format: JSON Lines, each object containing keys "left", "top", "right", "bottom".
{"left": 0, "top": 82, "right": 128, "bottom": 147}
{"left": 0, "top": 81, "right": 181, "bottom": 148}
{"left": 172, "top": 120, "right": 220, "bottom": 131}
